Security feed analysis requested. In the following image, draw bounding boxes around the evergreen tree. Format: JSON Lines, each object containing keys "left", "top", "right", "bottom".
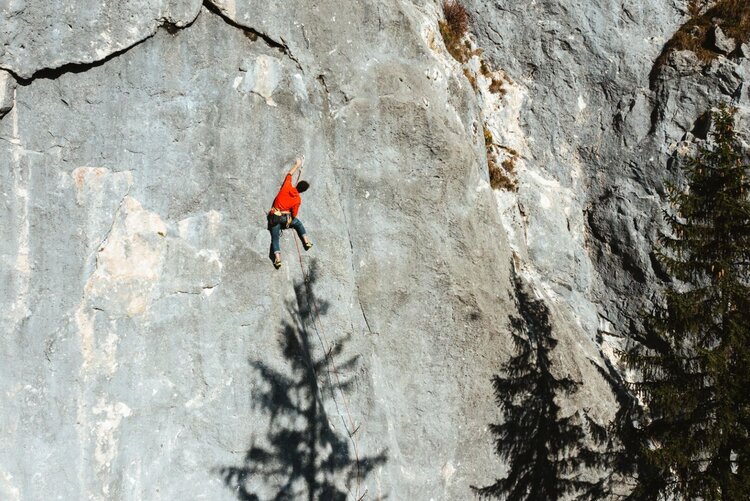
{"left": 473, "top": 276, "right": 610, "bottom": 500}
{"left": 625, "top": 106, "right": 750, "bottom": 500}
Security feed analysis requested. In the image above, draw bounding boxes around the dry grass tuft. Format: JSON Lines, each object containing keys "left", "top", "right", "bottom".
{"left": 463, "top": 67, "right": 478, "bottom": 90}
{"left": 501, "top": 145, "right": 520, "bottom": 157}
{"left": 443, "top": 1, "right": 469, "bottom": 37}
{"left": 489, "top": 157, "right": 517, "bottom": 191}
{"left": 480, "top": 60, "right": 492, "bottom": 77}
{"left": 652, "top": 0, "right": 750, "bottom": 84}
{"left": 439, "top": 1, "right": 472, "bottom": 63}
{"left": 489, "top": 77, "right": 506, "bottom": 95}
{"left": 688, "top": 0, "right": 705, "bottom": 16}
{"left": 484, "top": 125, "right": 518, "bottom": 191}
{"left": 439, "top": 21, "right": 472, "bottom": 63}
{"left": 484, "top": 126, "right": 494, "bottom": 147}
{"left": 478, "top": 59, "right": 510, "bottom": 96}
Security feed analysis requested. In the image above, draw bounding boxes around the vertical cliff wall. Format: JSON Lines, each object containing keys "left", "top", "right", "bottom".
{"left": 1, "top": 0, "right": 748, "bottom": 499}
{"left": 1, "top": 2, "right": 517, "bottom": 499}
{"left": 466, "top": 0, "right": 749, "bottom": 377}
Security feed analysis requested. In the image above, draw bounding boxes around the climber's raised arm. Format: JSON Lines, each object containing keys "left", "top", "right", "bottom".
{"left": 288, "top": 157, "right": 303, "bottom": 177}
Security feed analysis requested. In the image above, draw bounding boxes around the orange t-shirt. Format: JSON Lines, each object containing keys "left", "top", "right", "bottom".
{"left": 271, "top": 174, "right": 301, "bottom": 218}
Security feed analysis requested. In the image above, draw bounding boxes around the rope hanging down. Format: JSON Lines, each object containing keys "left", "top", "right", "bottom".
{"left": 292, "top": 234, "right": 366, "bottom": 501}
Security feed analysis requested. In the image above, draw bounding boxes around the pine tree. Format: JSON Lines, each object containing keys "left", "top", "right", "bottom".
{"left": 625, "top": 106, "right": 750, "bottom": 500}
{"left": 473, "top": 276, "right": 610, "bottom": 500}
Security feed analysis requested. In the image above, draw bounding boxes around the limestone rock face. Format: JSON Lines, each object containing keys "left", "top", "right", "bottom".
{"left": 713, "top": 26, "right": 736, "bottom": 55}
{"left": 470, "top": 0, "right": 750, "bottom": 352}
{"left": 0, "top": 0, "right": 203, "bottom": 79}
{"left": 0, "top": 70, "right": 14, "bottom": 117}
{"left": 0, "top": 5, "right": 512, "bottom": 500}
{"left": 0, "top": 0, "right": 748, "bottom": 500}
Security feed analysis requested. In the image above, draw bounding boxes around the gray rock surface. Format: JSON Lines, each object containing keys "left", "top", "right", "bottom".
{"left": 0, "top": 69, "right": 14, "bottom": 117}
{"left": 713, "top": 26, "right": 736, "bottom": 55}
{"left": 1, "top": 0, "right": 748, "bottom": 499}
{"left": 467, "top": 0, "right": 683, "bottom": 359}
{"left": 470, "top": 0, "right": 750, "bottom": 348}
{"left": 0, "top": 4, "right": 514, "bottom": 500}
{"left": 0, "top": 0, "right": 202, "bottom": 79}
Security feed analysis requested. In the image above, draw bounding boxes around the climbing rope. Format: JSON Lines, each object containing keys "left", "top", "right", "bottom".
{"left": 291, "top": 233, "right": 366, "bottom": 501}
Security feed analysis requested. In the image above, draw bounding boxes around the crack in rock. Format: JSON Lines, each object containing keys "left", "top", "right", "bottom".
{"left": 202, "top": 0, "right": 304, "bottom": 73}
{"left": 1, "top": 16, "right": 199, "bottom": 85}
{"left": 3, "top": 31, "right": 150, "bottom": 86}
{"left": 1, "top": 3, "right": 303, "bottom": 88}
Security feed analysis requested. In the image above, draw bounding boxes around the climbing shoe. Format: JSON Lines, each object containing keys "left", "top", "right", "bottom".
{"left": 304, "top": 241, "right": 313, "bottom": 251}
{"left": 273, "top": 257, "right": 282, "bottom": 269}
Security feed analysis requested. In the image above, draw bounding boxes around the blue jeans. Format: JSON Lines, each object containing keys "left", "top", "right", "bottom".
{"left": 270, "top": 217, "right": 307, "bottom": 254}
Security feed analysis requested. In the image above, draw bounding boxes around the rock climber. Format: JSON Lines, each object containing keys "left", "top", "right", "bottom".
{"left": 268, "top": 157, "right": 313, "bottom": 269}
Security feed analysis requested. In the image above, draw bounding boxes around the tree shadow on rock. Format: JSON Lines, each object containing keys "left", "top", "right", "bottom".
{"left": 473, "top": 274, "right": 616, "bottom": 500}
{"left": 219, "top": 262, "right": 387, "bottom": 500}
{"left": 591, "top": 359, "right": 665, "bottom": 500}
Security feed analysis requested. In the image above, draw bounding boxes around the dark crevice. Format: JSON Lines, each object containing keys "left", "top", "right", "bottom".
{"left": 317, "top": 74, "right": 329, "bottom": 94}
{"left": 201, "top": 0, "right": 304, "bottom": 73}
{"left": 161, "top": 20, "right": 183, "bottom": 35}
{"left": 4, "top": 34, "right": 155, "bottom": 86}
{"left": 4, "top": 17, "right": 197, "bottom": 86}
{"left": 2, "top": 4, "right": 303, "bottom": 86}
{"left": 648, "top": 100, "right": 662, "bottom": 135}
{"left": 317, "top": 74, "right": 335, "bottom": 112}
{"left": 691, "top": 109, "right": 712, "bottom": 139}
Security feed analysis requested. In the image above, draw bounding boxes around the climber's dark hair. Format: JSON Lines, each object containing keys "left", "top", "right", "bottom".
{"left": 296, "top": 180, "right": 310, "bottom": 193}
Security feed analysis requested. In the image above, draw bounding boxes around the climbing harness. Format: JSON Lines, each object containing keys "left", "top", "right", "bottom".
{"left": 268, "top": 209, "right": 291, "bottom": 229}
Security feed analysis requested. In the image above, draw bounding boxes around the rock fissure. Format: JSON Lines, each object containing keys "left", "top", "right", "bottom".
{"left": 3, "top": 33, "right": 157, "bottom": 86}
{"left": 93, "top": 181, "right": 132, "bottom": 262}
{"left": 359, "top": 302, "right": 374, "bottom": 335}
{"left": 301, "top": 24, "right": 311, "bottom": 50}
{"left": 202, "top": 1, "right": 304, "bottom": 73}
{"left": 341, "top": 208, "right": 373, "bottom": 335}
{"left": 0, "top": 4, "right": 271, "bottom": 87}
{"left": 316, "top": 74, "right": 335, "bottom": 114}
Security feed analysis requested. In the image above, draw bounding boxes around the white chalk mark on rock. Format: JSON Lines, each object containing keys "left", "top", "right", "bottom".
{"left": 0, "top": 470, "right": 20, "bottom": 501}
{"left": 238, "top": 55, "right": 282, "bottom": 106}
{"left": 92, "top": 398, "right": 132, "bottom": 470}
{"left": 8, "top": 99, "right": 31, "bottom": 330}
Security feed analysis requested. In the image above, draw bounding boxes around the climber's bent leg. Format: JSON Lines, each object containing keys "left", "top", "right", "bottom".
{"left": 290, "top": 218, "right": 313, "bottom": 250}
{"left": 270, "top": 223, "right": 282, "bottom": 254}
{"left": 290, "top": 217, "right": 307, "bottom": 240}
